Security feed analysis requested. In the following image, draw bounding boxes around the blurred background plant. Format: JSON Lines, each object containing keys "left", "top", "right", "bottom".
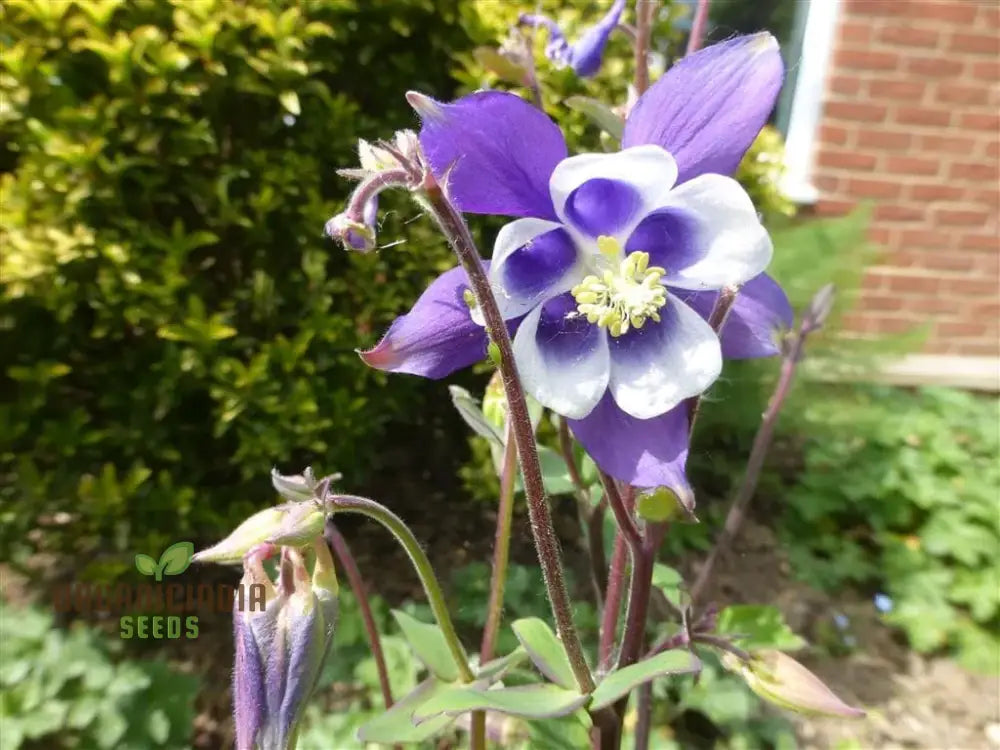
{"left": 2, "top": 0, "right": 996, "bottom": 748}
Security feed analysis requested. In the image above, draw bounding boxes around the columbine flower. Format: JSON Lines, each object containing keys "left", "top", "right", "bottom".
{"left": 233, "top": 541, "right": 339, "bottom": 750}
{"left": 518, "top": 0, "right": 627, "bottom": 78}
{"left": 362, "top": 34, "right": 790, "bottom": 496}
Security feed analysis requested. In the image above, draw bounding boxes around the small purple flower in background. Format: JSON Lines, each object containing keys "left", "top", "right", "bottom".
{"left": 518, "top": 0, "right": 626, "bottom": 78}
{"left": 873, "top": 593, "right": 894, "bottom": 613}
{"left": 362, "top": 34, "right": 790, "bottom": 499}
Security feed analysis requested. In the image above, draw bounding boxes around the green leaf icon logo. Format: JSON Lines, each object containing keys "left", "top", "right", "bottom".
{"left": 135, "top": 554, "right": 158, "bottom": 577}
{"left": 135, "top": 542, "right": 194, "bottom": 581}
{"left": 158, "top": 542, "right": 194, "bottom": 580}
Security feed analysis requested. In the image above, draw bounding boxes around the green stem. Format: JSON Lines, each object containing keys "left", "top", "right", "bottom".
{"left": 329, "top": 494, "right": 474, "bottom": 682}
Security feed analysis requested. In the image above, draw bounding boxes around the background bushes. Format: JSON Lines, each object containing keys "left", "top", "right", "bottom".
{"left": 0, "top": 0, "right": 482, "bottom": 576}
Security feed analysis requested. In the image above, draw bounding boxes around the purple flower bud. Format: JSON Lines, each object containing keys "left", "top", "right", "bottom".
{"left": 519, "top": 0, "right": 626, "bottom": 78}
{"left": 325, "top": 210, "right": 377, "bottom": 253}
{"left": 233, "top": 541, "right": 338, "bottom": 750}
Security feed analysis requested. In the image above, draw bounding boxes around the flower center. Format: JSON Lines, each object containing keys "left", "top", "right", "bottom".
{"left": 571, "top": 237, "right": 668, "bottom": 337}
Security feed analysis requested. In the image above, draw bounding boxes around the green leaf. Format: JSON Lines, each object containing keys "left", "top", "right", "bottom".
{"left": 448, "top": 385, "right": 504, "bottom": 447}
{"left": 716, "top": 605, "right": 807, "bottom": 651}
{"left": 391, "top": 610, "right": 463, "bottom": 682}
{"left": 473, "top": 47, "right": 530, "bottom": 85}
{"left": 475, "top": 647, "right": 528, "bottom": 681}
{"left": 589, "top": 650, "right": 700, "bottom": 710}
{"left": 651, "top": 563, "right": 684, "bottom": 609}
{"left": 157, "top": 541, "right": 194, "bottom": 577}
{"left": 511, "top": 617, "right": 577, "bottom": 689}
{"left": 414, "top": 683, "right": 587, "bottom": 722}
{"left": 279, "top": 90, "right": 301, "bottom": 115}
{"left": 134, "top": 553, "right": 157, "bottom": 577}
{"left": 356, "top": 678, "right": 455, "bottom": 744}
{"left": 564, "top": 96, "right": 624, "bottom": 141}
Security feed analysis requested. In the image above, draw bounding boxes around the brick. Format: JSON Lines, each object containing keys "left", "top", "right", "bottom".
{"left": 846, "top": 0, "right": 910, "bottom": 15}
{"left": 985, "top": 142, "right": 999, "bottom": 158}
{"left": 815, "top": 199, "right": 854, "bottom": 216}
{"left": 829, "top": 75, "right": 863, "bottom": 96}
{"left": 819, "top": 124, "right": 850, "bottom": 146}
{"left": 917, "top": 134, "right": 978, "bottom": 154}
{"left": 876, "top": 204, "right": 925, "bottom": 222}
{"left": 886, "top": 273, "right": 941, "bottom": 293}
{"left": 895, "top": 106, "right": 951, "bottom": 127}
{"left": 960, "top": 112, "right": 1000, "bottom": 131}
{"left": 835, "top": 48, "right": 900, "bottom": 71}
{"left": 980, "top": 4, "right": 1000, "bottom": 28}
{"left": 840, "top": 312, "right": 872, "bottom": 333}
{"left": 885, "top": 155, "right": 941, "bottom": 176}
{"left": 952, "top": 342, "right": 1000, "bottom": 356}
{"left": 895, "top": 250, "right": 975, "bottom": 272}
{"left": 945, "top": 278, "right": 998, "bottom": 295}
{"left": 871, "top": 316, "right": 921, "bottom": 335}
{"left": 861, "top": 295, "right": 904, "bottom": 312}
{"left": 841, "top": 21, "right": 872, "bottom": 44}
{"left": 936, "top": 208, "right": 991, "bottom": 226}
{"left": 826, "top": 101, "right": 888, "bottom": 122}
{"left": 950, "top": 161, "right": 1000, "bottom": 182}
{"left": 869, "top": 79, "right": 926, "bottom": 100}
{"left": 814, "top": 174, "right": 842, "bottom": 193}
{"left": 861, "top": 270, "right": 891, "bottom": 291}
{"left": 971, "top": 60, "right": 1000, "bottom": 82}
{"left": 849, "top": 178, "right": 902, "bottom": 199}
{"left": 899, "top": 229, "right": 953, "bottom": 249}
{"left": 912, "top": 1, "right": 978, "bottom": 24}
{"left": 869, "top": 226, "right": 894, "bottom": 245}
{"left": 817, "top": 149, "right": 878, "bottom": 171}
{"left": 906, "top": 58, "right": 964, "bottom": 78}
{"left": 878, "top": 26, "right": 940, "bottom": 48}
{"left": 938, "top": 321, "right": 990, "bottom": 337}
{"left": 936, "top": 83, "right": 992, "bottom": 106}
{"left": 949, "top": 32, "right": 1000, "bottom": 56}
{"left": 856, "top": 130, "right": 913, "bottom": 151}
{"left": 960, "top": 233, "right": 1000, "bottom": 252}
{"left": 908, "top": 184, "right": 965, "bottom": 202}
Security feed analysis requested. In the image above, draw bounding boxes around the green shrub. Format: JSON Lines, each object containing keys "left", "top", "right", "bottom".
{"left": 0, "top": 0, "right": 479, "bottom": 574}
{"left": 781, "top": 385, "right": 1000, "bottom": 672}
{"left": 0, "top": 598, "right": 199, "bottom": 749}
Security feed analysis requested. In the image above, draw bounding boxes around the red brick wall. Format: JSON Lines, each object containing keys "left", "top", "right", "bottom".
{"left": 813, "top": 0, "right": 999, "bottom": 357}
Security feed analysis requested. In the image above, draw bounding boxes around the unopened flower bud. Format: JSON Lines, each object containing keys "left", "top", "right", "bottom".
{"left": 233, "top": 540, "right": 339, "bottom": 750}
{"left": 193, "top": 501, "right": 327, "bottom": 565}
{"left": 325, "top": 211, "right": 376, "bottom": 253}
{"left": 722, "top": 650, "right": 865, "bottom": 718}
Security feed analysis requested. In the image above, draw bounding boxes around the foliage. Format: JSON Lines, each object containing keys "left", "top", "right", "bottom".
{"left": 0, "top": 599, "right": 199, "bottom": 750}
{"left": 780, "top": 385, "right": 1000, "bottom": 672}
{"left": 0, "top": 0, "right": 479, "bottom": 575}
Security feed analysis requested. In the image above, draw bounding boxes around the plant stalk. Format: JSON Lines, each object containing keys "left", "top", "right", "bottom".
{"left": 634, "top": 0, "right": 656, "bottom": 96}
{"left": 599, "top": 531, "right": 629, "bottom": 671}
{"left": 480, "top": 424, "right": 518, "bottom": 662}
{"left": 558, "top": 418, "right": 606, "bottom": 604}
{"left": 685, "top": 0, "right": 712, "bottom": 55}
{"left": 420, "top": 178, "right": 595, "bottom": 694}
{"left": 324, "top": 523, "right": 395, "bottom": 711}
{"left": 689, "top": 316, "right": 814, "bottom": 605}
{"left": 329, "top": 494, "right": 474, "bottom": 682}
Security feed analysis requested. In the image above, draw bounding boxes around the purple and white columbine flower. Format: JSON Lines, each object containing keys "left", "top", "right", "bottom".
{"left": 362, "top": 34, "right": 790, "bottom": 499}
{"left": 518, "top": 0, "right": 626, "bottom": 78}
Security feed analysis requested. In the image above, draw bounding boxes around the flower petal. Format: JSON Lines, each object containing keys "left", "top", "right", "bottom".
{"left": 513, "top": 293, "right": 610, "bottom": 419}
{"left": 485, "top": 218, "right": 583, "bottom": 322}
{"left": 632, "top": 174, "right": 771, "bottom": 290}
{"left": 568, "top": 0, "right": 627, "bottom": 77}
{"left": 414, "top": 91, "right": 568, "bottom": 219}
{"left": 360, "top": 265, "right": 487, "bottom": 379}
{"left": 676, "top": 273, "right": 792, "bottom": 359}
{"left": 622, "top": 33, "right": 784, "bottom": 182}
{"left": 608, "top": 293, "right": 722, "bottom": 419}
{"left": 568, "top": 393, "right": 691, "bottom": 493}
{"left": 549, "top": 146, "right": 679, "bottom": 240}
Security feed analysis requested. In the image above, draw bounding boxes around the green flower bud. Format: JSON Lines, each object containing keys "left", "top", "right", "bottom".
{"left": 193, "top": 501, "right": 327, "bottom": 565}
{"left": 722, "top": 650, "right": 865, "bottom": 718}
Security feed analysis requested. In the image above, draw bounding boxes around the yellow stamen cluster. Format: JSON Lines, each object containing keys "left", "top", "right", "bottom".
{"left": 571, "top": 239, "right": 668, "bottom": 337}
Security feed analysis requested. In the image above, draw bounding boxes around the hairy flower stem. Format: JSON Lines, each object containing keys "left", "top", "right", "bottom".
{"left": 480, "top": 426, "right": 518, "bottom": 662}
{"left": 345, "top": 168, "right": 412, "bottom": 221}
{"left": 420, "top": 178, "right": 595, "bottom": 694}
{"left": 328, "top": 494, "right": 474, "bottom": 683}
{"left": 634, "top": 0, "right": 656, "bottom": 96}
{"left": 688, "top": 285, "right": 739, "bottom": 433}
{"left": 635, "top": 682, "right": 654, "bottom": 750}
{"left": 689, "top": 316, "right": 815, "bottom": 606}
{"left": 599, "top": 531, "right": 629, "bottom": 671}
{"left": 325, "top": 523, "right": 395, "bottom": 712}
{"left": 685, "top": 0, "right": 712, "bottom": 55}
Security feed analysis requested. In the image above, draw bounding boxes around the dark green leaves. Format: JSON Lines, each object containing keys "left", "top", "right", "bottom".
{"left": 414, "top": 684, "right": 588, "bottom": 721}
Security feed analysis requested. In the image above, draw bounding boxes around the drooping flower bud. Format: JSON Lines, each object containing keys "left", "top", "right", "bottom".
{"left": 722, "top": 650, "right": 865, "bottom": 718}
{"left": 518, "top": 0, "right": 626, "bottom": 78}
{"left": 325, "top": 211, "right": 377, "bottom": 253}
{"left": 233, "top": 540, "right": 339, "bottom": 750}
